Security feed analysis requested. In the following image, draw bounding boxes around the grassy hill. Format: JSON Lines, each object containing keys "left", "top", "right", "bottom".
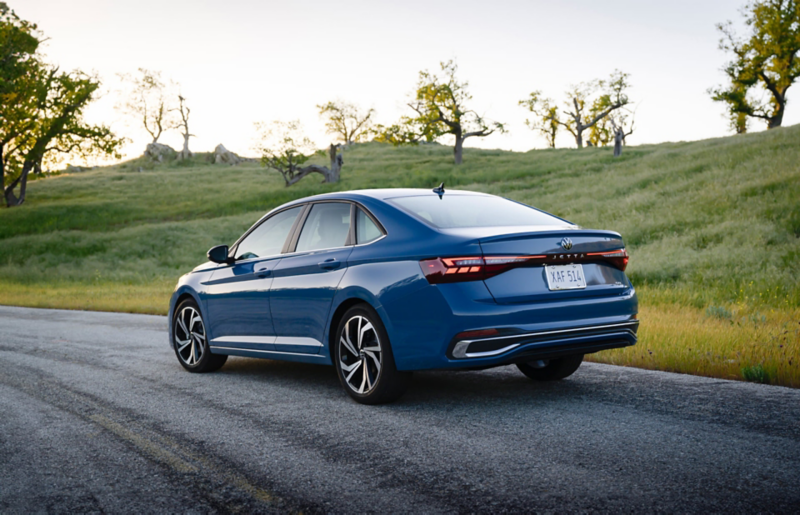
{"left": 1, "top": 127, "right": 798, "bottom": 386}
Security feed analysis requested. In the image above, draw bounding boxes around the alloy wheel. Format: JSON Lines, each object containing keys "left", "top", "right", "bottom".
{"left": 175, "top": 306, "right": 206, "bottom": 366}
{"left": 338, "top": 315, "right": 383, "bottom": 395}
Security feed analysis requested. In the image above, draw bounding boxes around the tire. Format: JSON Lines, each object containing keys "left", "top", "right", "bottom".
{"left": 516, "top": 354, "right": 584, "bottom": 381}
{"left": 334, "top": 305, "right": 411, "bottom": 404}
{"left": 172, "top": 298, "right": 227, "bottom": 373}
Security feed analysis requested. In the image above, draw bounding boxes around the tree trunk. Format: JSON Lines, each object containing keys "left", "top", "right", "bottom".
{"left": 327, "top": 144, "right": 342, "bottom": 182}
{"left": 283, "top": 144, "right": 343, "bottom": 186}
{"left": 453, "top": 137, "right": 464, "bottom": 165}
{"left": 768, "top": 96, "right": 786, "bottom": 129}
{"left": 613, "top": 128, "right": 623, "bottom": 157}
{"left": 179, "top": 132, "right": 192, "bottom": 160}
{"left": 3, "top": 160, "right": 32, "bottom": 207}
{"left": 575, "top": 129, "right": 584, "bottom": 149}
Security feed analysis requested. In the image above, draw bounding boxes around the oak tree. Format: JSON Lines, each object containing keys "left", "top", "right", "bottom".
{"left": 518, "top": 91, "right": 561, "bottom": 148}
{"left": 520, "top": 71, "right": 631, "bottom": 149}
{"left": 376, "top": 60, "right": 504, "bottom": 164}
{"left": 317, "top": 100, "right": 375, "bottom": 145}
{"left": 1, "top": 3, "right": 122, "bottom": 207}
{"left": 254, "top": 120, "right": 342, "bottom": 186}
{"left": 710, "top": 0, "right": 800, "bottom": 130}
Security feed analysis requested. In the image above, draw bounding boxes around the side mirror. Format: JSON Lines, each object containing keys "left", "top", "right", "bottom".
{"left": 207, "top": 245, "right": 231, "bottom": 264}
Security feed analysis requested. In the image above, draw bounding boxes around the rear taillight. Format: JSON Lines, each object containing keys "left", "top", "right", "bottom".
{"left": 586, "top": 248, "right": 629, "bottom": 271}
{"left": 420, "top": 248, "right": 629, "bottom": 284}
{"left": 419, "top": 255, "right": 544, "bottom": 284}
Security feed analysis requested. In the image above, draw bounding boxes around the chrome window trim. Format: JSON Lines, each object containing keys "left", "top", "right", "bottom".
{"left": 222, "top": 199, "right": 388, "bottom": 265}
{"left": 228, "top": 204, "right": 306, "bottom": 262}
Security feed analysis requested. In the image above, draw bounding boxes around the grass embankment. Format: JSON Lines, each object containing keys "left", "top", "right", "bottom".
{"left": 1, "top": 128, "right": 798, "bottom": 386}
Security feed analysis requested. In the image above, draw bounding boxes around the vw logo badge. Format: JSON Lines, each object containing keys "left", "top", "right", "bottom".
{"left": 560, "top": 237, "right": 573, "bottom": 250}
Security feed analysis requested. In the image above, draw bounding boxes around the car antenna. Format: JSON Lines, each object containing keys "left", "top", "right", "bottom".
{"left": 433, "top": 182, "right": 445, "bottom": 199}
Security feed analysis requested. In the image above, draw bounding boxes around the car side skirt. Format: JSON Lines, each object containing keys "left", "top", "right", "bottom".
{"left": 208, "top": 345, "right": 332, "bottom": 365}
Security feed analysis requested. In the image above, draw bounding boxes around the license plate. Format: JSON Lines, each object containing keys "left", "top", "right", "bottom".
{"left": 545, "top": 264, "right": 586, "bottom": 291}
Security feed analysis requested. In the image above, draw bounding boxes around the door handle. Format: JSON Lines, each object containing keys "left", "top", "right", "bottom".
{"left": 256, "top": 267, "right": 271, "bottom": 278}
{"left": 318, "top": 258, "right": 341, "bottom": 270}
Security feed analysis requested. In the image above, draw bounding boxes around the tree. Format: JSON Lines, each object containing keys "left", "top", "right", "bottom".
{"left": 118, "top": 68, "right": 177, "bottom": 143}
{"left": 710, "top": 0, "right": 800, "bottom": 130}
{"left": 176, "top": 94, "right": 193, "bottom": 160}
{"left": 1, "top": 3, "right": 122, "bottom": 207}
{"left": 589, "top": 103, "right": 637, "bottom": 148}
{"left": 520, "top": 71, "right": 631, "bottom": 149}
{"left": 562, "top": 71, "right": 631, "bottom": 148}
{"left": 376, "top": 60, "right": 504, "bottom": 164}
{"left": 254, "top": 120, "right": 342, "bottom": 186}
{"left": 317, "top": 100, "right": 375, "bottom": 145}
{"left": 518, "top": 91, "right": 561, "bottom": 148}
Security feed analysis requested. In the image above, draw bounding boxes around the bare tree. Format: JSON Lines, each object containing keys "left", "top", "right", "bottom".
{"left": 176, "top": 94, "right": 193, "bottom": 160}
{"left": 317, "top": 100, "right": 375, "bottom": 145}
{"left": 609, "top": 108, "right": 636, "bottom": 157}
{"left": 254, "top": 120, "right": 342, "bottom": 186}
{"left": 117, "top": 68, "right": 176, "bottom": 144}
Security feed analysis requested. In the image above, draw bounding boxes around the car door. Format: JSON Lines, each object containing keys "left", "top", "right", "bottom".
{"left": 269, "top": 201, "right": 354, "bottom": 354}
{"left": 203, "top": 205, "right": 304, "bottom": 352}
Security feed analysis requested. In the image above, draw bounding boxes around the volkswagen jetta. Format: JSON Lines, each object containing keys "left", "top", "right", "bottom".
{"left": 168, "top": 188, "right": 638, "bottom": 404}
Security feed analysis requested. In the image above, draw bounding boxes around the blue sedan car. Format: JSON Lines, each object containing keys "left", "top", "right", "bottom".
{"left": 169, "top": 188, "right": 638, "bottom": 404}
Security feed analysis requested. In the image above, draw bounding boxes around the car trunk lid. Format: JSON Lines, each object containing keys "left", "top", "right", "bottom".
{"left": 477, "top": 229, "right": 630, "bottom": 304}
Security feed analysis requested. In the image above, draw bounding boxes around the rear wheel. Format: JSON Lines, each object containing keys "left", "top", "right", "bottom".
{"left": 173, "top": 299, "right": 227, "bottom": 373}
{"left": 334, "top": 305, "right": 411, "bottom": 404}
{"left": 516, "top": 354, "right": 584, "bottom": 381}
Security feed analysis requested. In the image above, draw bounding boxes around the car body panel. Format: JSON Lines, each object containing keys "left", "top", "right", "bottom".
{"left": 203, "top": 255, "right": 283, "bottom": 350}
{"left": 270, "top": 246, "right": 354, "bottom": 354}
{"left": 168, "top": 188, "right": 639, "bottom": 373}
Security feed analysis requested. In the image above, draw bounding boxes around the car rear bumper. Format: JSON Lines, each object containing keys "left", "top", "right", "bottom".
{"left": 449, "top": 320, "right": 638, "bottom": 360}
{"left": 382, "top": 279, "right": 638, "bottom": 371}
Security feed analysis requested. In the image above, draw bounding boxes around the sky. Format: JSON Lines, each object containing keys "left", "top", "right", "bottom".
{"left": 17, "top": 0, "right": 799, "bottom": 162}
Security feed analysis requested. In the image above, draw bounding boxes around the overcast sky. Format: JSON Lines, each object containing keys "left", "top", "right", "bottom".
{"left": 18, "top": 0, "right": 796, "bottom": 160}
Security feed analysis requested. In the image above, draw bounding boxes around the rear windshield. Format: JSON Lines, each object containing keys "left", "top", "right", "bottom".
{"left": 388, "top": 195, "right": 568, "bottom": 229}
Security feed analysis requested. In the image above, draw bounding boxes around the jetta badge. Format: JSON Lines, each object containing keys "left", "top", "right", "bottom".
{"left": 560, "top": 237, "right": 573, "bottom": 250}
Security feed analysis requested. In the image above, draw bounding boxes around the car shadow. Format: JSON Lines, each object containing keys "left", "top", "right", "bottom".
{"left": 216, "top": 356, "right": 596, "bottom": 409}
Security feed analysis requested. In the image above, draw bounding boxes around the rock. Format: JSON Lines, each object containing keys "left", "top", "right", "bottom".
{"left": 212, "top": 144, "right": 243, "bottom": 166}
{"left": 144, "top": 142, "right": 177, "bottom": 162}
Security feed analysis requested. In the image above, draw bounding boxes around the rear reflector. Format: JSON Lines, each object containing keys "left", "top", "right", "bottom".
{"left": 454, "top": 328, "right": 500, "bottom": 340}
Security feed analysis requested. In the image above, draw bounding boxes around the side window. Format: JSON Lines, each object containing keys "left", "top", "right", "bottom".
{"left": 356, "top": 208, "right": 383, "bottom": 244}
{"left": 235, "top": 206, "right": 302, "bottom": 260}
{"left": 296, "top": 203, "right": 352, "bottom": 252}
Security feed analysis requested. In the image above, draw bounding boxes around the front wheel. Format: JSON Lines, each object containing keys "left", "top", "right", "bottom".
{"left": 334, "top": 305, "right": 411, "bottom": 404}
{"left": 516, "top": 354, "right": 584, "bottom": 381}
{"left": 172, "top": 299, "right": 227, "bottom": 373}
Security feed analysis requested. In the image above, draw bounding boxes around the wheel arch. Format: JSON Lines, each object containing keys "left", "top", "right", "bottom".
{"left": 327, "top": 297, "right": 371, "bottom": 359}
{"left": 169, "top": 287, "right": 205, "bottom": 346}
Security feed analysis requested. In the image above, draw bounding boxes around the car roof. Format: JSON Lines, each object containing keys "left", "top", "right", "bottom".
{"left": 286, "top": 188, "right": 491, "bottom": 205}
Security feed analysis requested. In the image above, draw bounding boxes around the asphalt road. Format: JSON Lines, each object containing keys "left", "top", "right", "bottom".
{"left": 1, "top": 305, "right": 798, "bottom": 514}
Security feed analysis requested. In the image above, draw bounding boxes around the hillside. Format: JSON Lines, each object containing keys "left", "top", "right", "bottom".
{"left": 1, "top": 128, "right": 798, "bottom": 385}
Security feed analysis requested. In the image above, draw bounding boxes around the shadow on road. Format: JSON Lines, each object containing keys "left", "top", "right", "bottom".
{"left": 215, "top": 356, "right": 592, "bottom": 408}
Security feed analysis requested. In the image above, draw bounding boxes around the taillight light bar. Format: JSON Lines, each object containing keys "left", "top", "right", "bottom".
{"left": 585, "top": 248, "right": 629, "bottom": 271}
{"left": 420, "top": 255, "right": 546, "bottom": 284}
{"left": 420, "top": 248, "right": 629, "bottom": 284}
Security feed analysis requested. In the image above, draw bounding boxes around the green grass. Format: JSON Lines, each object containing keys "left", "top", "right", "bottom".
{"left": 1, "top": 128, "right": 798, "bottom": 386}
